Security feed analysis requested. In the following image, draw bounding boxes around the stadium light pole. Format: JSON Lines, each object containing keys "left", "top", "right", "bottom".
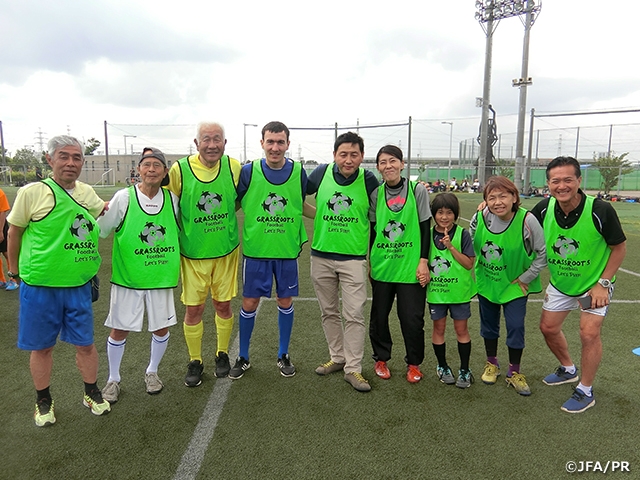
{"left": 243, "top": 123, "right": 258, "bottom": 163}
{"left": 442, "top": 121, "right": 453, "bottom": 183}
{"left": 476, "top": 0, "right": 541, "bottom": 189}
{"left": 513, "top": 0, "right": 541, "bottom": 193}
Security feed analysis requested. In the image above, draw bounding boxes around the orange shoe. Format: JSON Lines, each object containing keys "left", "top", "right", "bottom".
{"left": 374, "top": 361, "right": 391, "bottom": 379}
{"left": 407, "top": 364, "right": 423, "bottom": 383}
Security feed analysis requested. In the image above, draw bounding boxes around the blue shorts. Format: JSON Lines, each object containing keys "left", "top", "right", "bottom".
{"left": 428, "top": 302, "right": 472, "bottom": 321}
{"left": 18, "top": 282, "right": 95, "bottom": 350}
{"left": 242, "top": 257, "right": 299, "bottom": 299}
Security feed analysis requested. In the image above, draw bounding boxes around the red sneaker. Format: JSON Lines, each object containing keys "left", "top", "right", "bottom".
{"left": 407, "top": 364, "right": 423, "bottom": 383}
{"left": 374, "top": 361, "right": 391, "bottom": 379}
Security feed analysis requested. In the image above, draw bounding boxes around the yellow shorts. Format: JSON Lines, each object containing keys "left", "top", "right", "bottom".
{"left": 180, "top": 249, "right": 239, "bottom": 305}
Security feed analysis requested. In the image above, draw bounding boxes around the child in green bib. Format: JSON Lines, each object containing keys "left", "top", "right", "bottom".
{"left": 427, "top": 193, "right": 477, "bottom": 388}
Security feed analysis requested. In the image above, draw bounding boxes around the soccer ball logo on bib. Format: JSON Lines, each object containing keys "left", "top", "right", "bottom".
{"left": 429, "top": 255, "right": 452, "bottom": 275}
{"left": 383, "top": 220, "right": 406, "bottom": 242}
{"left": 69, "top": 213, "right": 95, "bottom": 241}
{"left": 261, "top": 192, "right": 288, "bottom": 215}
{"left": 196, "top": 191, "right": 223, "bottom": 214}
{"left": 481, "top": 240, "right": 504, "bottom": 262}
{"left": 139, "top": 222, "right": 167, "bottom": 246}
{"left": 552, "top": 235, "right": 579, "bottom": 258}
{"left": 327, "top": 192, "right": 353, "bottom": 214}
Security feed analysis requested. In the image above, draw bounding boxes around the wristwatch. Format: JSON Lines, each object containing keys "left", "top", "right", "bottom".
{"left": 597, "top": 278, "right": 612, "bottom": 288}
{"left": 7, "top": 271, "right": 19, "bottom": 279}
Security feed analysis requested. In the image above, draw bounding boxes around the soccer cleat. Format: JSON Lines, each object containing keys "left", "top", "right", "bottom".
{"left": 185, "top": 360, "right": 204, "bottom": 387}
{"left": 561, "top": 388, "right": 595, "bottom": 413}
{"left": 34, "top": 399, "right": 56, "bottom": 427}
{"left": 145, "top": 372, "right": 164, "bottom": 394}
{"left": 315, "top": 360, "right": 345, "bottom": 376}
{"left": 506, "top": 372, "right": 531, "bottom": 396}
{"left": 102, "top": 381, "right": 121, "bottom": 403}
{"left": 277, "top": 354, "right": 296, "bottom": 377}
{"left": 6, "top": 279, "right": 18, "bottom": 291}
{"left": 456, "top": 369, "right": 474, "bottom": 389}
{"left": 229, "top": 357, "right": 251, "bottom": 380}
{"left": 481, "top": 361, "right": 501, "bottom": 385}
{"left": 374, "top": 360, "right": 391, "bottom": 380}
{"left": 543, "top": 366, "right": 579, "bottom": 386}
{"left": 406, "top": 364, "right": 423, "bottom": 383}
{"left": 436, "top": 366, "right": 456, "bottom": 385}
{"left": 344, "top": 372, "right": 371, "bottom": 392}
{"left": 215, "top": 352, "right": 231, "bottom": 378}
{"left": 83, "top": 389, "right": 111, "bottom": 416}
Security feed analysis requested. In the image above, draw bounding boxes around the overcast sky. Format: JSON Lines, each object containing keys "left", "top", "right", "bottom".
{"left": 2, "top": 0, "right": 640, "bottom": 163}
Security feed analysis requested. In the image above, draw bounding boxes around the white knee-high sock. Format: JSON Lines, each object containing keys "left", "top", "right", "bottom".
{"left": 147, "top": 332, "right": 170, "bottom": 374}
{"left": 107, "top": 337, "right": 126, "bottom": 383}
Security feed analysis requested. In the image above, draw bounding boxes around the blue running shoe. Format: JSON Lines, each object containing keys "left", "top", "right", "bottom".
{"left": 561, "top": 388, "right": 595, "bottom": 413}
{"left": 0, "top": 281, "right": 6, "bottom": 289}
{"left": 6, "top": 279, "right": 18, "bottom": 291}
{"left": 543, "top": 366, "right": 579, "bottom": 385}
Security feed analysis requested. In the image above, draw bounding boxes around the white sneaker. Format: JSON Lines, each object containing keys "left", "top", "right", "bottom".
{"left": 101, "top": 381, "right": 120, "bottom": 404}
{"left": 145, "top": 372, "right": 164, "bottom": 394}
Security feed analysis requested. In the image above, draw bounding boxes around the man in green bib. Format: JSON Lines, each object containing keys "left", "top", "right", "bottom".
{"left": 531, "top": 156, "right": 626, "bottom": 413}
{"left": 307, "top": 132, "right": 380, "bottom": 392}
{"left": 167, "top": 122, "right": 241, "bottom": 386}
{"left": 8, "top": 135, "right": 110, "bottom": 426}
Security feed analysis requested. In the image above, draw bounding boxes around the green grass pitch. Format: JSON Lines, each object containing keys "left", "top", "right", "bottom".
{"left": 1, "top": 186, "right": 639, "bottom": 479}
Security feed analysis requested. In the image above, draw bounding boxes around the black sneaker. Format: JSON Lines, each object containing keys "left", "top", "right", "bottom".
{"left": 215, "top": 352, "right": 231, "bottom": 378}
{"left": 228, "top": 357, "right": 251, "bottom": 380}
{"left": 277, "top": 354, "right": 296, "bottom": 377}
{"left": 185, "top": 360, "right": 204, "bottom": 387}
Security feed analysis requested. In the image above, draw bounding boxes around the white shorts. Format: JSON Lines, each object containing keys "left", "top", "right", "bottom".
{"left": 105, "top": 284, "right": 178, "bottom": 332}
{"left": 542, "top": 283, "right": 613, "bottom": 317}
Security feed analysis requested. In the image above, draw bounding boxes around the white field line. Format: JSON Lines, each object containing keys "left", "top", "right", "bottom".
{"left": 172, "top": 299, "right": 263, "bottom": 480}
{"left": 175, "top": 261, "right": 640, "bottom": 477}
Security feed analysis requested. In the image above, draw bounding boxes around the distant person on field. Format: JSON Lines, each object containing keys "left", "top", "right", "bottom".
{"left": 427, "top": 193, "right": 476, "bottom": 389}
{"left": 98, "top": 147, "right": 180, "bottom": 403}
{"left": 307, "top": 132, "right": 379, "bottom": 392}
{"left": 470, "top": 176, "right": 545, "bottom": 397}
{"left": 231, "top": 121, "right": 313, "bottom": 380}
{"left": 0, "top": 187, "right": 18, "bottom": 290}
{"left": 531, "top": 156, "right": 626, "bottom": 413}
{"left": 167, "top": 122, "right": 241, "bottom": 386}
{"left": 368, "top": 145, "right": 431, "bottom": 384}
{"left": 7, "top": 135, "right": 110, "bottom": 427}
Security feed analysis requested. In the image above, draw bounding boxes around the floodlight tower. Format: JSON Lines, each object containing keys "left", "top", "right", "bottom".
{"left": 475, "top": 0, "right": 541, "bottom": 189}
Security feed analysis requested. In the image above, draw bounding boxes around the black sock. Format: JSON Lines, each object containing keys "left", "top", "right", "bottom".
{"left": 484, "top": 337, "right": 498, "bottom": 358}
{"left": 84, "top": 382, "right": 99, "bottom": 395}
{"left": 432, "top": 343, "right": 448, "bottom": 368}
{"left": 508, "top": 347, "right": 523, "bottom": 366}
{"left": 36, "top": 386, "right": 51, "bottom": 403}
{"left": 458, "top": 341, "right": 471, "bottom": 371}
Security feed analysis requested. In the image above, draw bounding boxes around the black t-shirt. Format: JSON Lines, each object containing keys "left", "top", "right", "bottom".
{"left": 529, "top": 189, "right": 626, "bottom": 246}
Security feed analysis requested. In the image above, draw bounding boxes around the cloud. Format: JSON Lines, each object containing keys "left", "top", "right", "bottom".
{"left": 0, "top": 1, "right": 237, "bottom": 85}
{"left": 368, "top": 30, "right": 477, "bottom": 71}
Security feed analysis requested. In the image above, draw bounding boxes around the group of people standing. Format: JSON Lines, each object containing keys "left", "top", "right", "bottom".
{"left": 7, "top": 122, "right": 626, "bottom": 428}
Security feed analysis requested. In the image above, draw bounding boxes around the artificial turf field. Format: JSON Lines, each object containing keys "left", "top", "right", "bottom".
{"left": 2, "top": 185, "right": 640, "bottom": 480}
